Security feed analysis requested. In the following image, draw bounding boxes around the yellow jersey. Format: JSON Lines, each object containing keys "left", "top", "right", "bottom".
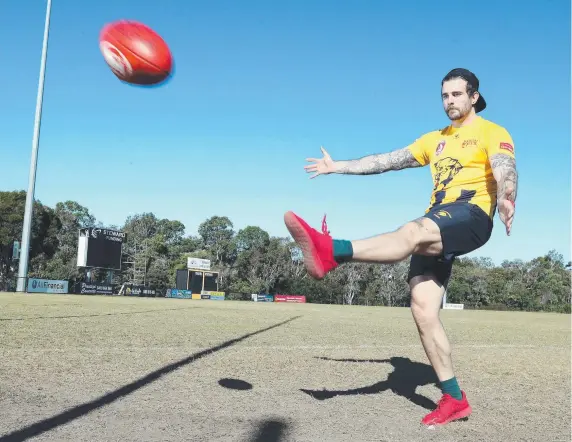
{"left": 408, "top": 116, "right": 515, "bottom": 218}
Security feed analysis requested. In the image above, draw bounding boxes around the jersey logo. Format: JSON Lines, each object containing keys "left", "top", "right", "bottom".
{"left": 462, "top": 139, "right": 478, "bottom": 148}
{"left": 435, "top": 140, "right": 446, "bottom": 156}
{"left": 433, "top": 210, "right": 452, "bottom": 219}
{"left": 433, "top": 157, "right": 463, "bottom": 190}
{"left": 500, "top": 142, "right": 514, "bottom": 153}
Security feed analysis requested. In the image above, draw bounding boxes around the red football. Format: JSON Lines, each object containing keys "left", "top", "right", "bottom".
{"left": 99, "top": 20, "right": 173, "bottom": 86}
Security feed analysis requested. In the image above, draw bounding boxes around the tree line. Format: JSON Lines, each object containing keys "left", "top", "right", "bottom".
{"left": 0, "top": 190, "right": 570, "bottom": 312}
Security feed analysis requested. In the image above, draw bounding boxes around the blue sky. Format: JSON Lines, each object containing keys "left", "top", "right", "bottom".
{"left": 0, "top": 0, "right": 570, "bottom": 265}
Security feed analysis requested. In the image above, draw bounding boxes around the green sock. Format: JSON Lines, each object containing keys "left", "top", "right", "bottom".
{"left": 440, "top": 377, "right": 462, "bottom": 400}
{"left": 332, "top": 239, "right": 353, "bottom": 263}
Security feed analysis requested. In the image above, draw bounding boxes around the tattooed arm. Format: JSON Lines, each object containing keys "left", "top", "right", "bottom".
{"left": 490, "top": 153, "right": 518, "bottom": 203}
{"left": 333, "top": 147, "right": 423, "bottom": 175}
{"left": 490, "top": 153, "right": 518, "bottom": 235}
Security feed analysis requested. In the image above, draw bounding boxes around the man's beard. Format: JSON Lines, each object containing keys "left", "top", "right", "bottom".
{"left": 446, "top": 105, "right": 469, "bottom": 121}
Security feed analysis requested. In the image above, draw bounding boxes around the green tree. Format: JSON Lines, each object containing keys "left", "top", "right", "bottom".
{"left": 234, "top": 226, "right": 270, "bottom": 253}
{"left": 0, "top": 191, "right": 60, "bottom": 287}
{"left": 197, "top": 216, "right": 236, "bottom": 265}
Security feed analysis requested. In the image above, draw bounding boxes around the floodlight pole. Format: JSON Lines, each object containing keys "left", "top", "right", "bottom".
{"left": 16, "top": 0, "right": 52, "bottom": 292}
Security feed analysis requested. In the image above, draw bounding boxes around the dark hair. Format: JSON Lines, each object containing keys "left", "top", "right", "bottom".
{"left": 442, "top": 73, "right": 477, "bottom": 98}
{"left": 441, "top": 68, "right": 487, "bottom": 112}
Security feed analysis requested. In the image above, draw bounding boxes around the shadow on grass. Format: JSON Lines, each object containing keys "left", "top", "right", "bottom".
{"left": 301, "top": 356, "right": 438, "bottom": 410}
{"left": 0, "top": 316, "right": 301, "bottom": 442}
{"left": 249, "top": 418, "right": 288, "bottom": 442}
{"left": 219, "top": 378, "right": 253, "bottom": 391}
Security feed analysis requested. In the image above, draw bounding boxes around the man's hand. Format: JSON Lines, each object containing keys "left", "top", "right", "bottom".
{"left": 304, "top": 146, "right": 337, "bottom": 179}
{"left": 497, "top": 187, "right": 515, "bottom": 236}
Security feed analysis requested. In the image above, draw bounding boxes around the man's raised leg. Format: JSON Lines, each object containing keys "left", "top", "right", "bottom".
{"left": 350, "top": 218, "right": 443, "bottom": 263}
{"left": 283, "top": 211, "right": 443, "bottom": 279}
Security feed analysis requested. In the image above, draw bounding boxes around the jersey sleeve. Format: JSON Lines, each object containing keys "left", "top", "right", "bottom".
{"left": 486, "top": 125, "right": 515, "bottom": 159}
{"left": 407, "top": 133, "right": 432, "bottom": 166}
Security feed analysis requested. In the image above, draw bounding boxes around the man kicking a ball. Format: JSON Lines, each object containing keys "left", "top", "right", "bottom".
{"left": 284, "top": 68, "right": 518, "bottom": 427}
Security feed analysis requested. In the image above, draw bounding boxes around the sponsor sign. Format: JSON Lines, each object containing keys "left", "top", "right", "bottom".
{"left": 202, "top": 291, "right": 225, "bottom": 297}
{"left": 165, "top": 289, "right": 224, "bottom": 300}
{"left": 166, "top": 289, "right": 193, "bottom": 299}
{"left": 443, "top": 303, "right": 464, "bottom": 310}
{"left": 274, "top": 294, "right": 306, "bottom": 303}
{"left": 187, "top": 257, "right": 211, "bottom": 270}
{"left": 74, "top": 282, "right": 115, "bottom": 295}
{"left": 254, "top": 294, "right": 274, "bottom": 302}
{"left": 124, "top": 285, "right": 157, "bottom": 297}
{"left": 27, "top": 278, "right": 68, "bottom": 294}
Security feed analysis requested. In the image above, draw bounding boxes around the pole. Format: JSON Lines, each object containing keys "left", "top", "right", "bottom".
{"left": 16, "top": 0, "right": 53, "bottom": 292}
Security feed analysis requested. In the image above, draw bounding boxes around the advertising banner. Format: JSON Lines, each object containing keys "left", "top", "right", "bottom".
{"left": 124, "top": 285, "right": 157, "bottom": 297}
{"left": 274, "top": 294, "right": 306, "bottom": 303}
{"left": 165, "top": 289, "right": 193, "bottom": 299}
{"left": 202, "top": 291, "right": 225, "bottom": 298}
{"left": 27, "top": 278, "right": 68, "bottom": 294}
{"left": 187, "top": 257, "right": 211, "bottom": 270}
{"left": 443, "top": 303, "right": 465, "bottom": 310}
{"left": 74, "top": 282, "right": 115, "bottom": 295}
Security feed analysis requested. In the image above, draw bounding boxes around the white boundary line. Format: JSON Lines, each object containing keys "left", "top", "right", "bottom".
{"left": 0, "top": 344, "right": 567, "bottom": 351}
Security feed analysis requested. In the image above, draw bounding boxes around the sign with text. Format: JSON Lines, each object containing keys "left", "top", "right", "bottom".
{"left": 201, "top": 291, "right": 225, "bottom": 297}
{"left": 165, "top": 289, "right": 193, "bottom": 299}
{"left": 124, "top": 285, "right": 157, "bottom": 297}
{"left": 274, "top": 294, "right": 306, "bottom": 303}
{"left": 443, "top": 303, "right": 465, "bottom": 310}
{"left": 74, "top": 282, "right": 115, "bottom": 295}
{"left": 187, "top": 257, "right": 211, "bottom": 270}
{"left": 27, "top": 278, "right": 68, "bottom": 294}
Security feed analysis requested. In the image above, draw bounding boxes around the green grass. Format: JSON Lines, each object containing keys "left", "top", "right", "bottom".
{"left": 0, "top": 292, "right": 570, "bottom": 441}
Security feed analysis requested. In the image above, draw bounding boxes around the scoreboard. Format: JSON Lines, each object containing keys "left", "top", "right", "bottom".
{"left": 176, "top": 269, "right": 219, "bottom": 293}
{"left": 76, "top": 227, "right": 126, "bottom": 271}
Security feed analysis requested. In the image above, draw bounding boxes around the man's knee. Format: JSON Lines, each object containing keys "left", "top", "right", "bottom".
{"left": 401, "top": 218, "right": 443, "bottom": 255}
{"left": 409, "top": 275, "right": 444, "bottom": 329}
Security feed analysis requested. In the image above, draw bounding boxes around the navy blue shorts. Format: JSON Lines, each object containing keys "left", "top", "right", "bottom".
{"left": 407, "top": 202, "right": 493, "bottom": 287}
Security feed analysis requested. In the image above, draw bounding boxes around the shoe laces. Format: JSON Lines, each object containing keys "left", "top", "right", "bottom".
{"left": 434, "top": 394, "right": 453, "bottom": 413}
{"left": 321, "top": 214, "right": 330, "bottom": 236}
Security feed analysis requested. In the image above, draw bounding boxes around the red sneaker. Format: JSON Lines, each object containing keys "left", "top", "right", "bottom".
{"left": 421, "top": 391, "right": 472, "bottom": 427}
{"left": 283, "top": 211, "right": 338, "bottom": 279}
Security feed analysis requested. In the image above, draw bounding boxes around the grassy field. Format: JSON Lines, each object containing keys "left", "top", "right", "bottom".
{"left": 0, "top": 292, "right": 569, "bottom": 442}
